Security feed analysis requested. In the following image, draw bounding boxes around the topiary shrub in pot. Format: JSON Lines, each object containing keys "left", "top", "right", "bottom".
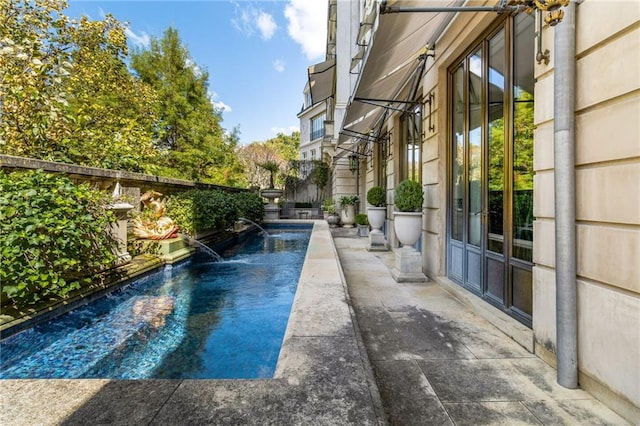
{"left": 366, "top": 186, "right": 387, "bottom": 234}
{"left": 394, "top": 179, "right": 423, "bottom": 213}
{"left": 392, "top": 179, "right": 426, "bottom": 282}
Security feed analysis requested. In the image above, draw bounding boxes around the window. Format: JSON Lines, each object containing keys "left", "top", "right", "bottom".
{"left": 311, "top": 112, "right": 326, "bottom": 141}
{"left": 447, "top": 13, "right": 535, "bottom": 325}
{"left": 304, "top": 91, "right": 312, "bottom": 109}
{"left": 400, "top": 104, "right": 423, "bottom": 182}
{"left": 311, "top": 149, "right": 316, "bottom": 161}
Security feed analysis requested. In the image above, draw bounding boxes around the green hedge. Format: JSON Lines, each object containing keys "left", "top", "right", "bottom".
{"left": 0, "top": 170, "right": 117, "bottom": 305}
{"left": 165, "top": 189, "right": 263, "bottom": 236}
{"left": 233, "top": 191, "right": 265, "bottom": 223}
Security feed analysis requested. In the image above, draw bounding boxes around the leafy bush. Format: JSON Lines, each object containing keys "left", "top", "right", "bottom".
{"left": 0, "top": 170, "right": 117, "bottom": 305}
{"left": 366, "top": 186, "right": 386, "bottom": 207}
{"left": 394, "top": 180, "right": 424, "bottom": 212}
{"left": 232, "top": 192, "right": 264, "bottom": 223}
{"left": 355, "top": 213, "right": 369, "bottom": 226}
{"left": 165, "top": 189, "right": 238, "bottom": 236}
{"left": 339, "top": 195, "right": 359, "bottom": 206}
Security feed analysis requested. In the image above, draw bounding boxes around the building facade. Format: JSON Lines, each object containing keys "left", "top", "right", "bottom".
{"left": 308, "top": 0, "right": 639, "bottom": 422}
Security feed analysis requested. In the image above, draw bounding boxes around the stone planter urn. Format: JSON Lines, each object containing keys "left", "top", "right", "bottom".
{"left": 261, "top": 188, "right": 283, "bottom": 220}
{"left": 340, "top": 204, "right": 355, "bottom": 228}
{"left": 327, "top": 214, "right": 340, "bottom": 228}
{"left": 393, "top": 211, "right": 422, "bottom": 247}
{"left": 367, "top": 206, "right": 388, "bottom": 251}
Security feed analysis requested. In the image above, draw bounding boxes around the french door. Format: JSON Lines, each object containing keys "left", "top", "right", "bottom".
{"left": 447, "top": 14, "right": 534, "bottom": 327}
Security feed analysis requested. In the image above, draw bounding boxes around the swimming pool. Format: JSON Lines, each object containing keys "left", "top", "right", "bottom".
{"left": 0, "top": 225, "right": 311, "bottom": 379}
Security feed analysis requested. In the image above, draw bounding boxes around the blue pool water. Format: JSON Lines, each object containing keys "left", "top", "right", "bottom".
{"left": 0, "top": 226, "right": 311, "bottom": 379}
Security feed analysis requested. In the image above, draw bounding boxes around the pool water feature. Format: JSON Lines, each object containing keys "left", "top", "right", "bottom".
{"left": 0, "top": 226, "right": 311, "bottom": 379}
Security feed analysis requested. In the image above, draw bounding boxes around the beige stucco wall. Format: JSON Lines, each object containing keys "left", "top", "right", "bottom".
{"left": 532, "top": 0, "right": 640, "bottom": 415}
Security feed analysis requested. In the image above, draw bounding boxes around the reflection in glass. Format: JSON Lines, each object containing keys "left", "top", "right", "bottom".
{"left": 512, "top": 13, "right": 535, "bottom": 262}
{"left": 402, "top": 105, "right": 422, "bottom": 183}
{"left": 468, "top": 50, "right": 482, "bottom": 247}
{"left": 452, "top": 66, "right": 464, "bottom": 241}
{"left": 488, "top": 29, "right": 505, "bottom": 254}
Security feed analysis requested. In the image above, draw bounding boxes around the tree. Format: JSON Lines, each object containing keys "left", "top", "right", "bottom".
{"left": 0, "top": 0, "right": 74, "bottom": 159}
{"left": 130, "top": 27, "right": 242, "bottom": 184}
{"left": 62, "top": 15, "right": 158, "bottom": 171}
{"left": 237, "top": 142, "right": 283, "bottom": 189}
{"left": 0, "top": 0, "right": 158, "bottom": 171}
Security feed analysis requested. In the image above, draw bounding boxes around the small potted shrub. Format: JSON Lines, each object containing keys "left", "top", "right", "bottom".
{"left": 393, "top": 179, "right": 423, "bottom": 247}
{"left": 355, "top": 213, "right": 370, "bottom": 237}
{"left": 325, "top": 203, "right": 340, "bottom": 228}
{"left": 366, "top": 186, "right": 387, "bottom": 234}
{"left": 392, "top": 179, "right": 426, "bottom": 282}
{"left": 338, "top": 195, "right": 359, "bottom": 228}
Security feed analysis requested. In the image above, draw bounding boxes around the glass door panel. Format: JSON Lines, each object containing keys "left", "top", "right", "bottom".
{"left": 452, "top": 66, "right": 464, "bottom": 242}
{"left": 468, "top": 50, "right": 482, "bottom": 247}
{"left": 488, "top": 29, "right": 505, "bottom": 255}
{"left": 512, "top": 13, "right": 535, "bottom": 263}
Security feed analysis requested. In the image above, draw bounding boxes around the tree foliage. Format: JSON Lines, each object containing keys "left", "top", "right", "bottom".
{"left": 0, "top": 0, "right": 158, "bottom": 171}
{"left": 1, "top": 2, "right": 245, "bottom": 185}
{"left": 130, "top": 27, "right": 243, "bottom": 184}
{"left": 236, "top": 131, "right": 300, "bottom": 189}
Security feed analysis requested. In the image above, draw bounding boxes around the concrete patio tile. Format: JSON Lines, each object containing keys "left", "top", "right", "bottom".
{"left": 388, "top": 308, "right": 477, "bottom": 360}
{"left": 507, "top": 357, "right": 597, "bottom": 401}
{"left": 152, "top": 379, "right": 299, "bottom": 425}
{"left": 443, "top": 401, "right": 543, "bottom": 425}
{"left": 413, "top": 309, "right": 536, "bottom": 360}
{"left": 418, "top": 358, "right": 536, "bottom": 402}
{"left": 0, "top": 379, "right": 180, "bottom": 426}
{"left": 287, "top": 282, "right": 352, "bottom": 337}
{"left": 0, "top": 379, "right": 110, "bottom": 426}
{"left": 522, "top": 399, "right": 632, "bottom": 425}
{"left": 372, "top": 359, "right": 453, "bottom": 426}
{"left": 59, "top": 380, "right": 182, "bottom": 425}
{"left": 352, "top": 305, "right": 418, "bottom": 361}
{"left": 298, "top": 258, "right": 343, "bottom": 284}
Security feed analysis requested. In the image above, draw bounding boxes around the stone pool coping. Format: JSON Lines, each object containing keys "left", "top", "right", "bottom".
{"left": 0, "top": 220, "right": 386, "bottom": 425}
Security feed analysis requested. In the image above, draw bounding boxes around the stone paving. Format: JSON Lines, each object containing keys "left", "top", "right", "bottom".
{"left": 333, "top": 231, "right": 631, "bottom": 426}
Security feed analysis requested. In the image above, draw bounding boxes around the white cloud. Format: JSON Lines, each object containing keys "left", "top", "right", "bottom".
{"left": 284, "top": 0, "right": 327, "bottom": 61}
{"left": 125, "top": 28, "right": 150, "bottom": 48}
{"left": 214, "top": 101, "right": 232, "bottom": 113}
{"left": 232, "top": 3, "right": 278, "bottom": 40}
{"left": 273, "top": 59, "right": 285, "bottom": 72}
{"left": 209, "top": 91, "right": 232, "bottom": 113}
{"left": 257, "top": 12, "right": 277, "bottom": 40}
{"left": 185, "top": 58, "right": 203, "bottom": 78}
{"left": 271, "top": 125, "right": 299, "bottom": 136}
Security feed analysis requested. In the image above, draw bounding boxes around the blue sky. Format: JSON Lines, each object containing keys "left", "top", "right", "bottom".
{"left": 65, "top": 0, "right": 328, "bottom": 145}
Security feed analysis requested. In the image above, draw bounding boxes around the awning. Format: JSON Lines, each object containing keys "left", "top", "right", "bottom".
{"left": 339, "top": 0, "right": 462, "bottom": 145}
{"left": 307, "top": 58, "right": 336, "bottom": 105}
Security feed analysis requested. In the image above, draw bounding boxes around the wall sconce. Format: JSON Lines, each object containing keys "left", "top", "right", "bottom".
{"left": 348, "top": 154, "right": 359, "bottom": 174}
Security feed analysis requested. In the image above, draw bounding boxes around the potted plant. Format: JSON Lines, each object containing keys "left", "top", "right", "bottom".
{"left": 391, "top": 179, "right": 426, "bottom": 282}
{"left": 325, "top": 203, "right": 340, "bottom": 228}
{"left": 339, "top": 195, "right": 359, "bottom": 228}
{"left": 355, "top": 213, "right": 370, "bottom": 237}
{"left": 366, "top": 186, "right": 387, "bottom": 233}
{"left": 321, "top": 199, "right": 334, "bottom": 220}
{"left": 393, "top": 179, "right": 423, "bottom": 246}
